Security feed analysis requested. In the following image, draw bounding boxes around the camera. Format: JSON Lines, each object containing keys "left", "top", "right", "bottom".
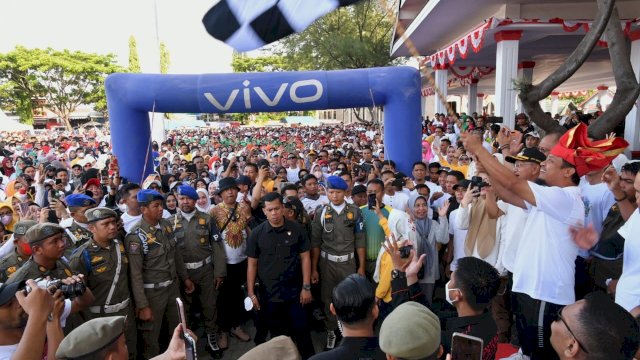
{"left": 399, "top": 244, "right": 413, "bottom": 259}
{"left": 470, "top": 176, "right": 487, "bottom": 190}
{"left": 23, "top": 278, "right": 87, "bottom": 299}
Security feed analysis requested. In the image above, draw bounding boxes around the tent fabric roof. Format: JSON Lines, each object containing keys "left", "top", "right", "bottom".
{"left": 0, "top": 110, "right": 33, "bottom": 132}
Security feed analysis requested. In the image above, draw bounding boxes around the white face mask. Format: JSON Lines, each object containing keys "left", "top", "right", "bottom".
{"left": 1, "top": 214, "right": 12, "bottom": 225}
{"left": 445, "top": 280, "right": 460, "bottom": 306}
{"left": 117, "top": 203, "right": 127, "bottom": 213}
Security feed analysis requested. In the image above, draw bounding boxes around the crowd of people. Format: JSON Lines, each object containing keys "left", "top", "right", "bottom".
{"left": 0, "top": 111, "right": 639, "bottom": 360}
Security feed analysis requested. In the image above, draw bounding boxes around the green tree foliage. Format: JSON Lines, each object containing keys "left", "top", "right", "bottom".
{"left": 0, "top": 46, "right": 123, "bottom": 128}
{"left": 128, "top": 35, "right": 141, "bottom": 73}
{"left": 160, "top": 42, "right": 170, "bottom": 74}
{"left": 276, "top": 0, "right": 398, "bottom": 70}
{"left": 231, "top": 52, "right": 290, "bottom": 72}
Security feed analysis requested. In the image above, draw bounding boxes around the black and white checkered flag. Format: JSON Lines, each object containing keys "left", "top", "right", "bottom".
{"left": 203, "top": 0, "right": 362, "bottom": 52}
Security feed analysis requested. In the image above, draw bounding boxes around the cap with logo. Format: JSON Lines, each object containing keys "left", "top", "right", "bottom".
{"left": 26, "top": 223, "right": 65, "bottom": 244}
{"left": 505, "top": 147, "right": 547, "bottom": 164}
{"left": 13, "top": 220, "right": 38, "bottom": 236}
{"left": 136, "top": 189, "right": 164, "bottom": 205}
{"left": 85, "top": 207, "right": 118, "bottom": 223}
{"left": 65, "top": 194, "right": 97, "bottom": 208}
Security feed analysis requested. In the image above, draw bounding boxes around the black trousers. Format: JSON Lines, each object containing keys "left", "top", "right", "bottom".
{"left": 512, "top": 292, "right": 562, "bottom": 360}
{"left": 255, "top": 298, "right": 315, "bottom": 359}
{"left": 217, "top": 260, "right": 249, "bottom": 331}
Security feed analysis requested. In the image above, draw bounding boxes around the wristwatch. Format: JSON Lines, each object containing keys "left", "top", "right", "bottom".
{"left": 302, "top": 284, "right": 311, "bottom": 291}
{"left": 391, "top": 269, "right": 405, "bottom": 280}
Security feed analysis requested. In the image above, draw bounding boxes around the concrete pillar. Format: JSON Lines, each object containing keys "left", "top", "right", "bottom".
{"left": 421, "top": 95, "right": 428, "bottom": 119}
{"left": 551, "top": 91, "right": 560, "bottom": 116}
{"left": 476, "top": 93, "right": 484, "bottom": 114}
{"left": 624, "top": 32, "right": 640, "bottom": 154}
{"left": 467, "top": 79, "right": 478, "bottom": 115}
{"left": 434, "top": 64, "right": 449, "bottom": 115}
{"left": 494, "top": 30, "right": 522, "bottom": 129}
{"left": 150, "top": 113, "right": 166, "bottom": 144}
{"left": 597, "top": 85, "right": 609, "bottom": 111}
{"left": 516, "top": 61, "right": 535, "bottom": 114}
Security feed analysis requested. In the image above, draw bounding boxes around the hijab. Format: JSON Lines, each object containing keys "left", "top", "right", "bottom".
{"left": 408, "top": 193, "right": 433, "bottom": 275}
{"left": 195, "top": 188, "right": 212, "bottom": 213}
{"left": 2, "top": 158, "right": 15, "bottom": 178}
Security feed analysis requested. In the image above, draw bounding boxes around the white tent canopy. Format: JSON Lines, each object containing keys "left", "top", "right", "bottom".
{"left": 0, "top": 109, "right": 32, "bottom": 132}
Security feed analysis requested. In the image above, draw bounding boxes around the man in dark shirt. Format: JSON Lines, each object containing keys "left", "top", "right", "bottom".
{"left": 246, "top": 192, "right": 315, "bottom": 359}
{"left": 442, "top": 256, "right": 500, "bottom": 360}
{"left": 309, "top": 274, "right": 385, "bottom": 360}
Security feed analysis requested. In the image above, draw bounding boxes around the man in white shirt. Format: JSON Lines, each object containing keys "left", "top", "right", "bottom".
{"left": 381, "top": 170, "right": 409, "bottom": 211}
{"left": 300, "top": 174, "right": 328, "bottom": 218}
{"left": 286, "top": 154, "right": 301, "bottom": 183}
{"left": 462, "top": 124, "right": 627, "bottom": 359}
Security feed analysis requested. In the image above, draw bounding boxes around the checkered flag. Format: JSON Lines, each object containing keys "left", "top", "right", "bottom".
{"left": 203, "top": 0, "right": 362, "bottom": 52}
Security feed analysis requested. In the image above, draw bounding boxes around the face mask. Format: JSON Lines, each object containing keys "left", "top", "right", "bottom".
{"left": 1, "top": 214, "right": 12, "bottom": 225}
{"left": 19, "top": 242, "right": 32, "bottom": 256}
{"left": 321, "top": 167, "right": 328, "bottom": 173}
{"left": 117, "top": 203, "right": 128, "bottom": 213}
{"left": 313, "top": 171, "right": 322, "bottom": 179}
{"left": 78, "top": 153, "right": 85, "bottom": 157}
{"left": 445, "top": 280, "right": 460, "bottom": 306}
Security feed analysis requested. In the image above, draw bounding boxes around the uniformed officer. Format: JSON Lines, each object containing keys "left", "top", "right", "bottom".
{"left": 310, "top": 176, "right": 366, "bottom": 350}
{"left": 7, "top": 223, "right": 76, "bottom": 283}
{"left": 62, "top": 193, "right": 97, "bottom": 259}
{"left": 170, "top": 185, "right": 226, "bottom": 357}
{"left": 0, "top": 220, "right": 37, "bottom": 281}
{"left": 68, "top": 207, "right": 136, "bottom": 358}
{"left": 125, "top": 189, "right": 193, "bottom": 359}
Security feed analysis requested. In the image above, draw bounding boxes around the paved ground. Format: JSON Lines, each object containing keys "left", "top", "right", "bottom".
{"left": 192, "top": 319, "right": 328, "bottom": 359}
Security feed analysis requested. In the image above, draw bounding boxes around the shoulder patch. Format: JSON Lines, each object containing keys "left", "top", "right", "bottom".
{"left": 128, "top": 242, "right": 140, "bottom": 254}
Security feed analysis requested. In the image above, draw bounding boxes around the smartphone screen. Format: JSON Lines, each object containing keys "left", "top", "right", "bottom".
{"left": 367, "top": 193, "right": 377, "bottom": 210}
{"left": 186, "top": 163, "right": 197, "bottom": 174}
{"left": 451, "top": 332, "right": 483, "bottom": 360}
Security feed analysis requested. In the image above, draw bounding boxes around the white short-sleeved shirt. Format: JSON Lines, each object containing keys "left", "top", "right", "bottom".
{"left": 497, "top": 201, "right": 529, "bottom": 273}
{"left": 432, "top": 193, "right": 451, "bottom": 210}
{"left": 615, "top": 210, "right": 640, "bottom": 311}
{"left": 511, "top": 182, "right": 583, "bottom": 305}
{"left": 301, "top": 195, "right": 329, "bottom": 217}
{"left": 286, "top": 167, "right": 301, "bottom": 183}
{"left": 384, "top": 192, "right": 409, "bottom": 212}
{"left": 579, "top": 180, "right": 615, "bottom": 236}
{"left": 448, "top": 209, "right": 468, "bottom": 272}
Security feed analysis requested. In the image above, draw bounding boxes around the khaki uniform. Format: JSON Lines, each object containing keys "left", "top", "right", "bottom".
{"left": 63, "top": 221, "right": 93, "bottom": 259}
{"left": 125, "top": 218, "right": 188, "bottom": 359}
{"left": 6, "top": 258, "right": 75, "bottom": 283}
{"left": 68, "top": 238, "right": 136, "bottom": 356}
{"left": 311, "top": 203, "right": 365, "bottom": 331}
{"left": 0, "top": 248, "right": 27, "bottom": 282}
{"left": 170, "top": 211, "right": 226, "bottom": 336}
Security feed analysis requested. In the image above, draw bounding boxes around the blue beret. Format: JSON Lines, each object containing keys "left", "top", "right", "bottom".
{"left": 176, "top": 185, "right": 198, "bottom": 200}
{"left": 137, "top": 189, "right": 164, "bottom": 204}
{"left": 326, "top": 176, "right": 348, "bottom": 191}
{"left": 65, "top": 194, "right": 97, "bottom": 208}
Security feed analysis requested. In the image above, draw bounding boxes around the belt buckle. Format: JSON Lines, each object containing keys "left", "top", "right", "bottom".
{"left": 337, "top": 255, "right": 346, "bottom": 262}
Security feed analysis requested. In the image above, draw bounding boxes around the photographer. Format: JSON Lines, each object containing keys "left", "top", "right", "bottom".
{"left": 0, "top": 278, "right": 81, "bottom": 360}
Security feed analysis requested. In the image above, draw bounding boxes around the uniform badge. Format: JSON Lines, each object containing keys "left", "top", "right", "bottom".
{"left": 198, "top": 218, "right": 206, "bottom": 225}
{"left": 39, "top": 266, "right": 47, "bottom": 273}
{"left": 6, "top": 266, "right": 16, "bottom": 275}
{"left": 64, "top": 268, "right": 72, "bottom": 277}
{"left": 200, "top": 238, "right": 206, "bottom": 244}
{"left": 129, "top": 242, "right": 140, "bottom": 254}
{"left": 287, "top": 231, "right": 292, "bottom": 236}
{"left": 91, "top": 256, "right": 104, "bottom": 264}
{"left": 95, "top": 266, "right": 107, "bottom": 273}
{"left": 119, "top": 243, "right": 125, "bottom": 252}
{"left": 346, "top": 211, "right": 354, "bottom": 220}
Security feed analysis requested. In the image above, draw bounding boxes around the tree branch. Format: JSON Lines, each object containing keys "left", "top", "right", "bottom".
{"left": 587, "top": 6, "right": 640, "bottom": 138}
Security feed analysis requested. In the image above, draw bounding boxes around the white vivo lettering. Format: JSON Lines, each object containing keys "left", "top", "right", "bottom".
{"left": 254, "top": 83, "right": 288, "bottom": 106}
{"left": 203, "top": 79, "right": 323, "bottom": 111}
{"left": 204, "top": 90, "right": 239, "bottom": 111}
{"left": 290, "top": 80, "right": 323, "bottom": 103}
{"left": 243, "top": 80, "right": 251, "bottom": 109}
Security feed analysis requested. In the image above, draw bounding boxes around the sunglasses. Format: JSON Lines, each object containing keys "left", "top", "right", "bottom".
{"left": 458, "top": 157, "right": 470, "bottom": 161}
{"left": 553, "top": 307, "right": 589, "bottom": 354}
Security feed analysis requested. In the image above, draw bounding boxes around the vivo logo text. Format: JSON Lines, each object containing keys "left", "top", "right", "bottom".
{"left": 204, "top": 79, "right": 323, "bottom": 111}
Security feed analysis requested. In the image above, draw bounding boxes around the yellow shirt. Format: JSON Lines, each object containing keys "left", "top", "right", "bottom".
{"left": 375, "top": 215, "right": 393, "bottom": 303}
{"left": 440, "top": 158, "right": 469, "bottom": 178}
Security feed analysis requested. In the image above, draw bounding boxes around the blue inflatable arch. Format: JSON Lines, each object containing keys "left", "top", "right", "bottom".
{"left": 105, "top": 66, "right": 422, "bottom": 184}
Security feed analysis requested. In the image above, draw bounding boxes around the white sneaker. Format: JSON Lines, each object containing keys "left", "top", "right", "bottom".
{"left": 207, "top": 333, "right": 220, "bottom": 352}
{"left": 325, "top": 330, "right": 337, "bottom": 350}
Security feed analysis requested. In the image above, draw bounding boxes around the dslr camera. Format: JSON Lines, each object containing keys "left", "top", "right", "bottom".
{"left": 23, "top": 278, "right": 87, "bottom": 299}
{"left": 470, "top": 176, "right": 487, "bottom": 190}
